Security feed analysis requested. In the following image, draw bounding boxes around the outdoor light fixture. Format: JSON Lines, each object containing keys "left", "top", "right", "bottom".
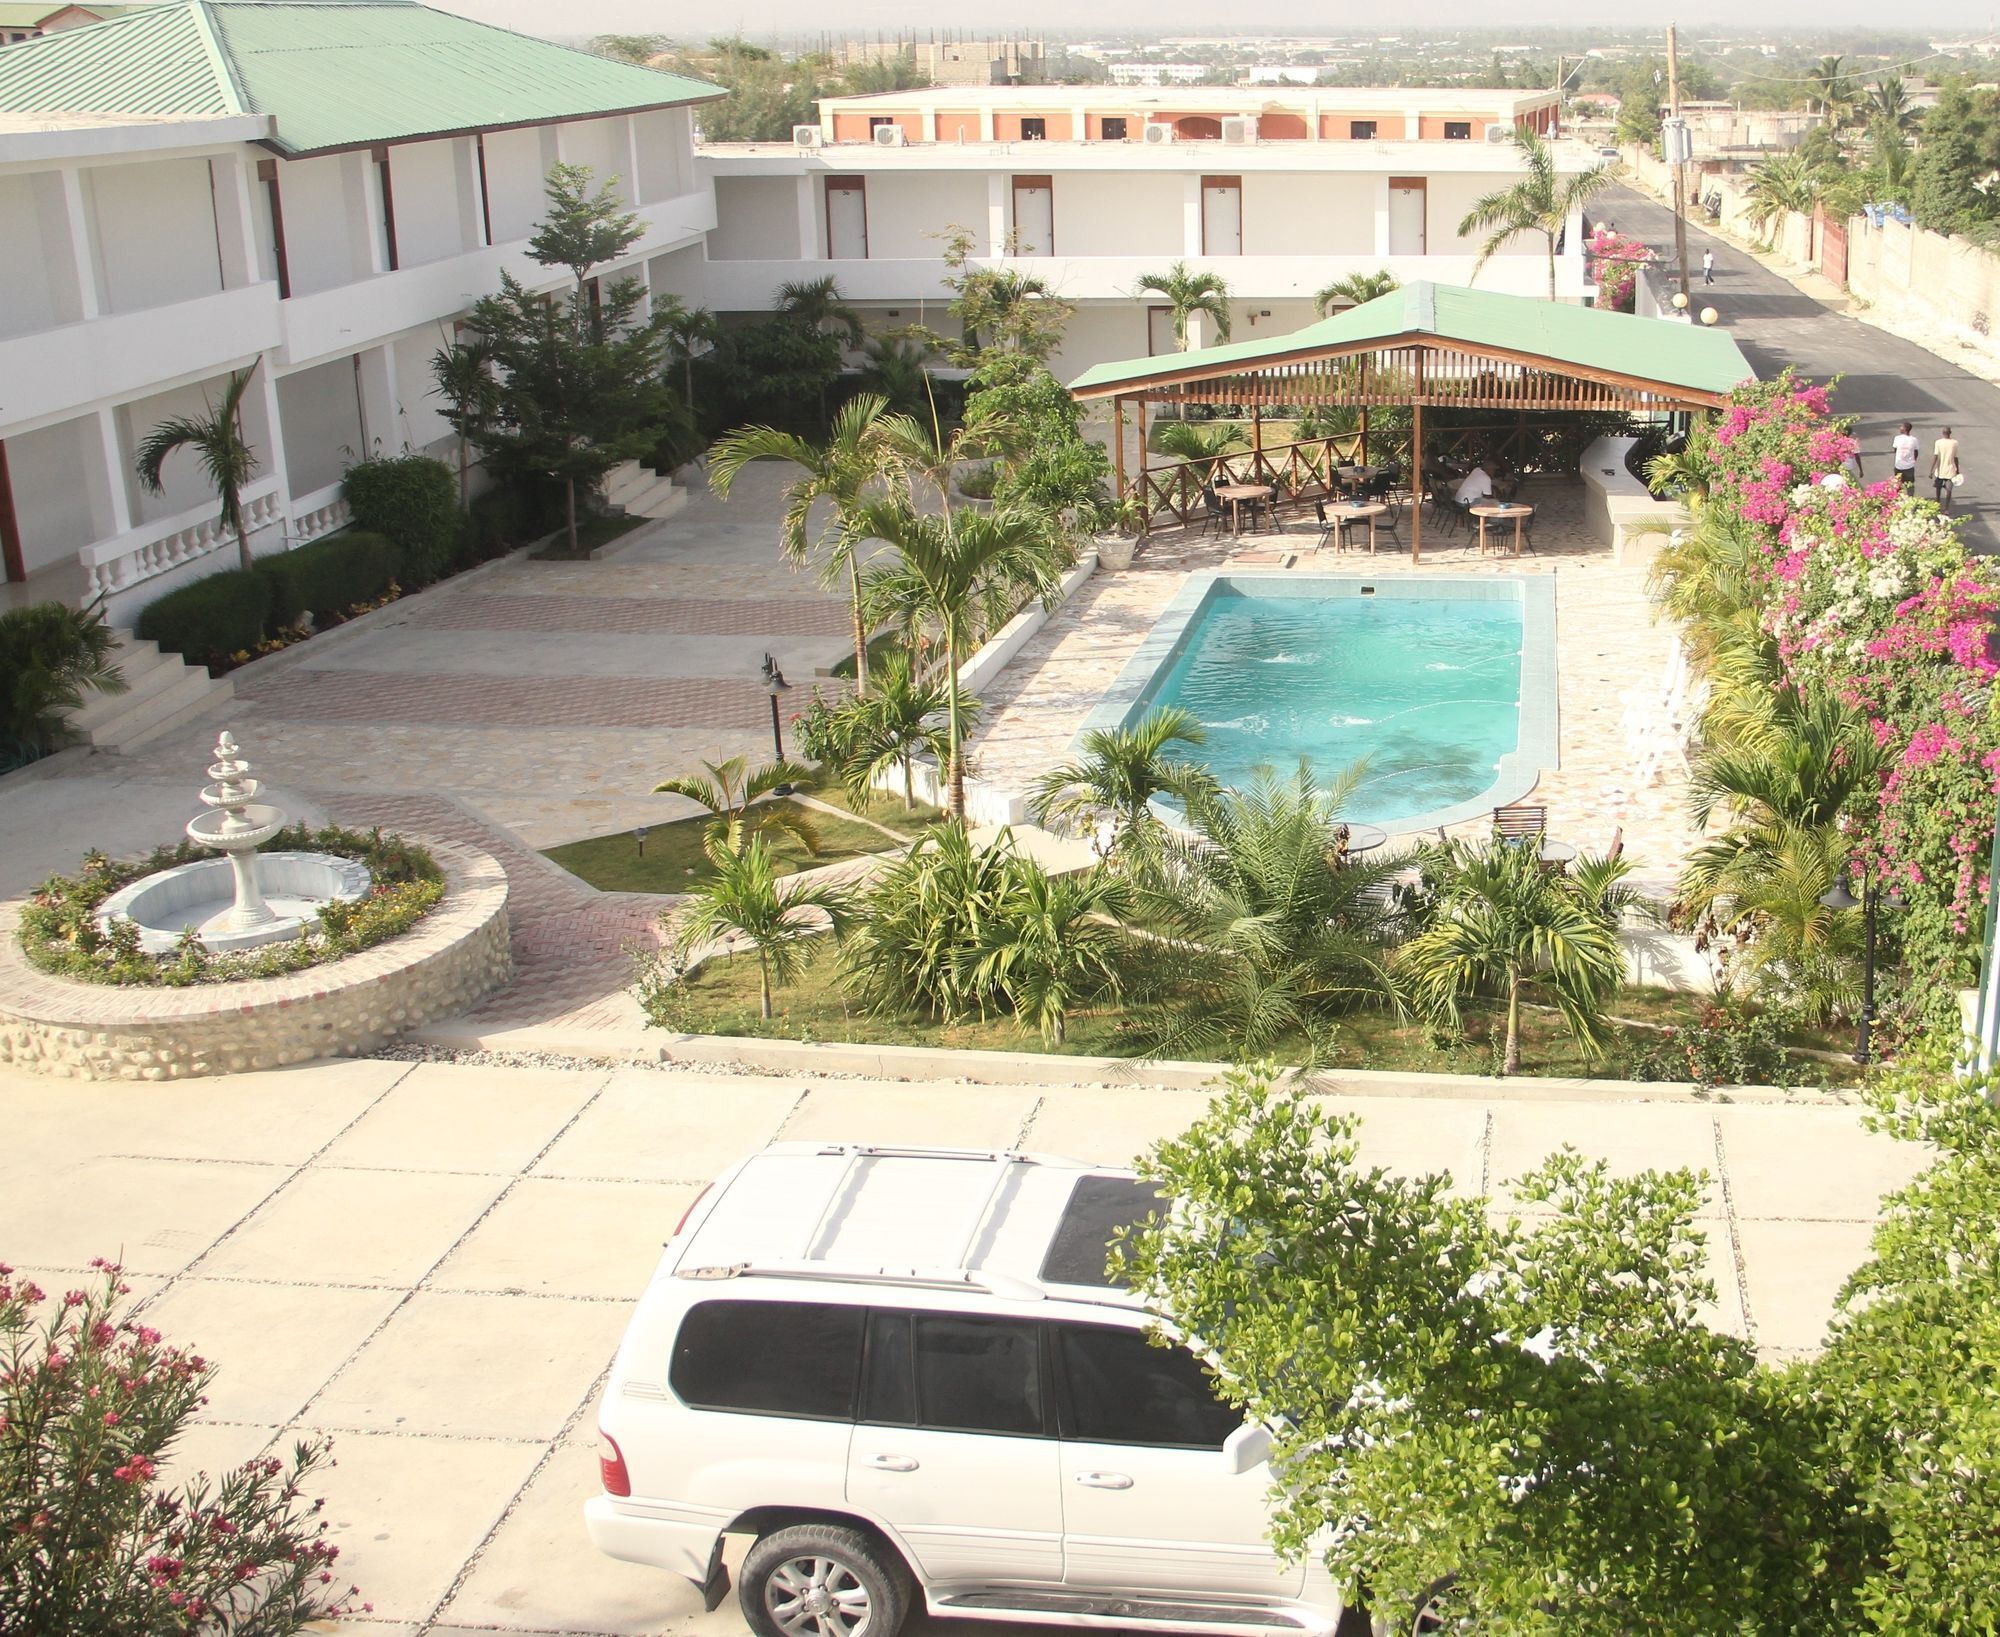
{"left": 1700, "top": 307, "right": 1719, "bottom": 326}
{"left": 1819, "top": 864, "right": 1900, "bottom": 1064}
{"left": 632, "top": 826, "right": 649, "bottom": 858}
{"left": 1671, "top": 291, "right": 1689, "bottom": 310}
{"left": 760, "top": 652, "right": 790, "bottom": 763}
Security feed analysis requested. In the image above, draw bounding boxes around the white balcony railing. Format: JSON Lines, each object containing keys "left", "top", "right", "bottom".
{"left": 287, "top": 482, "right": 351, "bottom": 546}
{"left": 82, "top": 479, "right": 284, "bottom": 601}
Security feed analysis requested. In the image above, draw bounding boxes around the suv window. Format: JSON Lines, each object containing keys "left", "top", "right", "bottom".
{"left": 671, "top": 1300, "right": 863, "bottom": 1420}
{"left": 911, "top": 1314, "right": 1044, "bottom": 1436}
{"left": 1057, "top": 1324, "right": 1241, "bottom": 1450}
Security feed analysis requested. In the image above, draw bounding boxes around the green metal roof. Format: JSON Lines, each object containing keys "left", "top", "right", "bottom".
{"left": 1068, "top": 280, "right": 1756, "bottom": 405}
{"left": 0, "top": 0, "right": 721, "bottom": 155}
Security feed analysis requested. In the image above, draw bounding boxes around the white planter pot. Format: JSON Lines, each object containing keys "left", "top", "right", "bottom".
{"left": 1095, "top": 533, "right": 1138, "bottom": 570}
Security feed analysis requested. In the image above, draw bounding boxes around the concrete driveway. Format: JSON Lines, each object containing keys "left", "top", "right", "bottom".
{"left": 0, "top": 1055, "right": 1928, "bottom": 1637}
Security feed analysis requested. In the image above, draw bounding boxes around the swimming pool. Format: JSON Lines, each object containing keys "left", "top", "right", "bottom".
{"left": 1075, "top": 573, "right": 1557, "bottom": 833}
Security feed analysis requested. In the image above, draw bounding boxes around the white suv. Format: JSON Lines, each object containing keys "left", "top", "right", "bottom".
{"left": 586, "top": 1142, "right": 1346, "bottom": 1637}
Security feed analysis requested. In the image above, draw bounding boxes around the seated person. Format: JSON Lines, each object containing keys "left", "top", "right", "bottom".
{"left": 1454, "top": 462, "right": 1496, "bottom": 507}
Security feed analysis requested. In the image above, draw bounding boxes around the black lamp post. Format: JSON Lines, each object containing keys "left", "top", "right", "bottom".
{"left": 1820, "top": 862, "right": 1903, "bottom": 1065}
{"left": 760, "top": 652, "right": 789, "bottom": 763}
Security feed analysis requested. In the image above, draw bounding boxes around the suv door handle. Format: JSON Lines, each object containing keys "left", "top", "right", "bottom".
{"left": 865, "top": 1454, "right": 919, "bottom": 1472}
{"left": 1073, "top": 1471, "right": 1134, "bottom": 1489}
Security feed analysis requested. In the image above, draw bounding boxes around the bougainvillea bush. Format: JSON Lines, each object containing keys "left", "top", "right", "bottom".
{"left": 1681, "top": 372, "right": 2000, "bottom": 1028}
{"left": 0, "top": 1260, "right": 365, "bottom": 1634}
{"left": 1584, "top": 226, "right": 1656, "bottom": 312}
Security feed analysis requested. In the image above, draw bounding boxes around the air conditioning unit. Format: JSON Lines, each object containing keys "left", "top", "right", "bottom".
{"left": 1484, "top": 122, "right": 1513, "bottom": 143}
{"left": 873, "top": 125, "right": 907, "bottom": 147}
{"left": 793, "top": 124, "right": 822, "bottom": 150}
{"left": 1142, "top": 122, "right": 1175, "bottom": 145}
{"left": 1221, "top": 116, "right": 1258, "bottom": 144}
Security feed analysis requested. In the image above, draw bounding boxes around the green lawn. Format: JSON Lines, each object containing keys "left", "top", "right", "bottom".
{"left": 542, "top": 800, "right": 900, "bottom": 893}
{"left": 795, "top": 772, "right": 946, "bottom": 841}
{"left": 646, "top": 949, "right": 1860, "bottom": 1087}
{"left": 829, "top": 630, "right": 904, "bottom": 682}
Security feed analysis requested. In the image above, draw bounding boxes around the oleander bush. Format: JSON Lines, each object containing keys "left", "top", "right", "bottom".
{"left": 0, "top": 1259, "right": 366, "bottom": 1634}
{"left": 341, "top": 454, "right": 458, "bottom": 585}
{"left": 18, "top": 824, "right": 444, "bottom": 987}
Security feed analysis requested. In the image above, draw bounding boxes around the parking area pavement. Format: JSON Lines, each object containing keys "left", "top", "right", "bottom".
{"left": 0, "top": 1056, "right": 1928, "bottom": 1637}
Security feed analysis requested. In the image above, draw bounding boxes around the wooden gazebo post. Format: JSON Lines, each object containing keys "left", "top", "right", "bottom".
{"left": 1410, "top": 349, "right": 1426, "bottom": 565}
{"left": 1113, "top": 395, "right": 1127, "bottom": 503}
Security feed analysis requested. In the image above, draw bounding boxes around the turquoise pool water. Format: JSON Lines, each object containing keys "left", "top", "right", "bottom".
{"left": 1133, "top": 585, "right": 1526, "bottom": 828}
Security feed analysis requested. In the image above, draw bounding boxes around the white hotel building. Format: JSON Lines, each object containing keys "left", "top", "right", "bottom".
{"left": 0, "top": 0, "right": 717, "bottom": 651}
{"left": 691, "top": 85, "right": 1586, "bottom": 381}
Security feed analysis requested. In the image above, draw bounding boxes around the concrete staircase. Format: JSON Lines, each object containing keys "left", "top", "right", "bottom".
{"left": 602, "top": 460, "right": 685, "bottom": 522}
{"left": 67, "top": 629, "right": 233, "bottom": 753}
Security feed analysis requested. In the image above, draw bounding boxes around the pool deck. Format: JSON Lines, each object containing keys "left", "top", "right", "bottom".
{"left": 967, "top": 475, "right": 1704, "bottom": 888}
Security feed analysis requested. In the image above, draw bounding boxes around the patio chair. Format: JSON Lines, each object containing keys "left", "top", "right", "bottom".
{"left": 1373, "top": 493, "right": 1403, "bottom": 549}
{"left": 1492, "top": 804, "right": 1548, "bottom": 845}
{"left": 1200, "top": 487, "right": 1228, "bottom": 536}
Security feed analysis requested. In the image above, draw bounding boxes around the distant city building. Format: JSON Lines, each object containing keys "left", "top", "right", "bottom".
{"left": 1108, "top": 62, "right": 1211, "bottom": 86}
{"left": 836, "top": 37, "right": 1046, "bottom": 87}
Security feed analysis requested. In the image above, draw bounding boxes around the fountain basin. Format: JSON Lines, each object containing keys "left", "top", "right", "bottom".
{"left": 97, "top": 852, "right": 373, "bottom": 954}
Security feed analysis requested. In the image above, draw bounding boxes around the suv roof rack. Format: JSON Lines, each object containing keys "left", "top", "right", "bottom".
{"left": 674, "top": 1260, "right": 1048, "bottom": 1301}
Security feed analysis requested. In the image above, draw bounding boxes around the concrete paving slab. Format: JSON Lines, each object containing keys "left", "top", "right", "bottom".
{"left": 1716, "top": 1103, "right": 1928, "bottom": 1221}
{"left": 782, "top": 1081, "right": 1043, "bottom": 1149}
{"left": 1329, "top": 1097, "right": 1491, "bottom": 1201}
{"left": 196, "top": 1168, "right": 507, "bottom": 1287}
{"left": 533, "top": 1068, "right": 802, "bottom": 1183}
{"left": 440, "top": 1434, "right": 703, "bottom": 1634}
{"left": 1024, "top": 1086, "right": 1217, "bottom": 1167}
{"left": 1484, "top": 1100, "right": 1724, "bottom": 1219}
{"left": 0, "top": 1059, "right": 408, "bottom": 1167}
{"left": 0, "top": 1155, "right": 285, "bottom": 1275}
{"left": 156, "top": 1417, "right": 280, "bottom": 1485}
{"left": 430, "top": 1176, "right": 699, "bottom": 1300}
{"left": 1734, "top": 1218, "right": 1880, "bottom": 1355}
{"left": 1485, "top": 1212, "right": 1746, "bottom": 1341}
{"left": 300, "top": 1429, "right": 544, "bottom": 1625}
{"left": 308, "top": 1290, "right": 628, "bottom": 1441}
{"left": 321, "top": 1061, "right": 608, "bottom": 1175}
{"left": 137, "top": 1278, "right": 405, "bottom": 1425}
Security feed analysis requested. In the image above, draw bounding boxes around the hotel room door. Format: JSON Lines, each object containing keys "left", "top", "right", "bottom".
{"left": 1012, "top": 175, "right": 1053, "bottom": 255}
{"left": 1388, "top": 178, "right": 1426, "bottom": 255}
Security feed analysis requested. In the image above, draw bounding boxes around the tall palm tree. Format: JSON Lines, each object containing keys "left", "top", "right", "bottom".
{"left": 837, "top": 646, "right": 964, "bottom": 810}
{"left": 429, "top": 335, "right": 497, "bottom": 510}
{"left": 878, "top": 397, "right": 1027, "bottom": 509}
{"left": 134, "top": 364, "right": 261, "bottom": 573}
{"left": 1313, "top": 270, "right": 1401, "bottom": 316}
{"left": 1867, "top": 75, "right": 1918, "bottom": 136}
{"left": 855, "top": 498, "right": 1066, "bottom": 818}
{"left": 1152, "top": 421, "right": 1251, "bottom": 483}
{"left": 707, "top": 393, "right": 901, "bottom": 692}
{"left": 971, "top": 866, "right": 1135, "bottom": 1045}
{"left": 672, "top": 825, "right": 855, "bottom": 1019}
{"left": 657, "top": 299, "right": 720, "bottom": 411}
{"left": 965, "top": 267, "right": 1060, "bottom": 355}
{"left": 1398, "top": 835, "right": 1627, "bottom": 1075}
{"left": 1136, "top": 261, "right": 1233, "bottom": 349}
{"left": 1740, "top": 153, "right": 1819, "bottom": 236}
{"left": 1030, "top": 705, "right": 1218, "bottom": 870}
{"left": 1458, "top": 127, "right": 1612, "bottom": 300}
{"left": 776, "top": 275, "right": 865, "bottom": 349}
{"left": 653, "top": 754, "right": 822, "bottom": 853}
{"left": 1809, "top": 55, "right": 1856, "bottom": 125}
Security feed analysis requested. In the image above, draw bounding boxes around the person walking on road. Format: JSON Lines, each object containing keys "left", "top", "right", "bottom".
{"left": 1931, "top": 426, "right": 1962, "bottom": 510}
{"left": 1702, "top": 248, "right": 1715, "bottom": 286}
{"left": 1892, "top": 422, "right": 1921, "bottom": 493}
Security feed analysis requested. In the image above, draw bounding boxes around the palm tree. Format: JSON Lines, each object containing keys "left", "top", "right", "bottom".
{"left": 1030, "top": 705, "right": 1218, "bottom": 870}
{"left": 776, "top": 275, "right": 865, "bottom": 349}
{"left": 1136, "top": 762, "right": 1402, "bottom": 1064}
{"left": 837, "top": 646, "right": 964, "bottom": 810}
{"left": 1458, "top": 127, "right": 1613, "bottom": 300}
{"left": 672, "top": 826, "right": 854, "bottom": 1019}
{"left": 971, "top": 865, "right": 1135, "bottom": 1045}
{"left": 707, "top": 393, "right": 900, "bottom": 692}
{"left": 1313, "top": 270, "right": 1401, "bottom": 316}
{"left": 855, "top": 498, "right": 1066, "bottom": 818}
{"left": 0, "top": 601, "right": 126, "bottom": 756}
{"left": 1398, "top": 835, "right": 1627, "bottom": 1075}
{"left": 1868, "top": 75, "right": 1918, "bottom": 136}
{"left": 1136, "top": 261, "right": 1233, "bottom": 349}
{"left": 857, "top": 337, "right": 935, "bottom": 418}
{"left": 134, "top": 364, "right": 261, "bottom": 573}
{"left": 1809, "top": 55, "right": 1856, "bottom": 125}
{"left": 878, "top": 396, "right": 1027, "bottom": 510}
{"left": 964, "top": 267, "right": 1061, "bottom": 355}
{"left": 657, "top": 299, "right": 721, "bottom": 412}
{"left": 1152, "top": 421, "right": 1251, "bottom": 483}
{"left": 430, "top": 335, "right": 498, "bottom": 510}
{"left": 653, "top": 754, "right": 822, "bottom": 853}
{"left": 1741, "top": 154, "right": 1819, "bottom": 236}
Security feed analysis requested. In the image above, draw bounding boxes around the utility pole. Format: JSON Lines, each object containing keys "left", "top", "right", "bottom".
{"left": 1665, "top": 24, "right": 1691, "bottom": 304}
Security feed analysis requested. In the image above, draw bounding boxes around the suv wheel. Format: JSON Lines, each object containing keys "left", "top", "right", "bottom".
{"left": 740, "top": 1523, "right": 913, "bottom": 1637}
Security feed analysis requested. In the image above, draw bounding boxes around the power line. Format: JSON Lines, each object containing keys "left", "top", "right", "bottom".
{"left": 1714, "top": 33, "right": 2000, "bottom": 87}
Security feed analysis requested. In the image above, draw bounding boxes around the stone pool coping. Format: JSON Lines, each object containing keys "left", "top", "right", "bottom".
{"left": 1069, "top": 569, "right": 1559, "bottom": 835}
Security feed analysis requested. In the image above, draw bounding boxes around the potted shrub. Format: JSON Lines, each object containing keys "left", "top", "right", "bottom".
{"left": 1093, "top": 496, "right": 1148, "bottom": 570}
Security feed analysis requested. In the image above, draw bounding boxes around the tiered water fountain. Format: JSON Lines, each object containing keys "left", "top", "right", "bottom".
{"left": 96, "top": 731, "right": 371, "bottom": 954}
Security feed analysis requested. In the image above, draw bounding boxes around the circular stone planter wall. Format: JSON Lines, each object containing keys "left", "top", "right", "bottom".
{"left": 0, "top": 842, "right": 510, "bottom": 1082}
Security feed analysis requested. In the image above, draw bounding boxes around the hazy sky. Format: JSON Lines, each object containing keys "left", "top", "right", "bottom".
{"left": 433, "top": 0, "right": 1992, "bottom": 40}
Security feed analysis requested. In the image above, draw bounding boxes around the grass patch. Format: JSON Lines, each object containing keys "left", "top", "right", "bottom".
{"left": 529, "top": 512, "right": 648, "bottom": 561}
{"left": 543, "top": 800, "right": 900, "bottom": 893}
{"left": 829, "top": 629, "right": 903, "bottom": 682}
{"left": 795, "top": 772, "right": 946, "bottom": 841}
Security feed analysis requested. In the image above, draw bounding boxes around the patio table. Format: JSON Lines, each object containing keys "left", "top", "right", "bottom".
{"left": 1537, "top": 839, "right": 1578, "bottom": 865}
{"left": 1324, "top": 501, "right": 1388, "bottom": 554}
{"left": 1336, "top": 822, "right": 1389, "bottom": 857}
{"left": 1214, "top": 482, "right": 1272, "bottom": 537}
{"left": 1470, "top": 500, "right": 1534, "bottom": 557}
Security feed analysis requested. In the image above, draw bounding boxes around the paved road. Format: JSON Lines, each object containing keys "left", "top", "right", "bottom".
{"left": 1604, "top": 184, "right": 1997, "bottom": 555}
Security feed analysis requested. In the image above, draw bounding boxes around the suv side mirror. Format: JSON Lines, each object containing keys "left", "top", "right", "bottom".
{"left": 1221, "top": 1420, "right": 1272, "bottom": 1475}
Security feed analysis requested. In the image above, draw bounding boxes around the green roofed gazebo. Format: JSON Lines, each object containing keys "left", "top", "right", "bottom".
{"left": 1068, "top": 280, "right": 1755, "bottom": 563}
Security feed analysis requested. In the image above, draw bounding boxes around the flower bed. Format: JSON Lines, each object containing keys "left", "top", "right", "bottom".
{"left": 19, "top": 824, "right": 444, "bottom": 987}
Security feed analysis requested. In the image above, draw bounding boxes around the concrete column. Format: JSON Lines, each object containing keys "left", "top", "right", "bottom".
{"left": 985, "top": 172, "right": 1007, "bottom": 256}
{"left": 458, "top": 135, "right": 489, "bottom": 247}
{"left": 978, "top": 105, "right": 996, "bottom": 141}
{"left": 1404, "top": 108, "right": 1422, "bottom": 140}
{"left": 795, "top": 174, "right": 818, "bottom": 259}
{"left": 354, "top": 341, "right": 398, "bottom": 457}
{"left": 1182, "top": 174, "right": 1203, "bottom": 256}
{"left": 255, "top": 359, "right": 296, "bottom": 514}
{"left": 346, "top": 152, "right": 388, "bottom": 276}
{"left": 1373, "top": 176, "right": 1392, "bottom": 257}
{"left": 33, "top": 171, "right": 88, "bottom": 323}
{"left": 1185, "top": 311, "right": 1208, "bottom": 350}
{"left": 211, "top": 153, "right": 263, "bottom": 289}
{"left": 622, "top": 114, "right": 645, "bottom": 207}
{"left": 1071, "top": 103, "right": 1088, "bottom": 139}
{"left": 85, "top": 408, "right": 134, "bottom": 538}
{"left": 922, "top": 107, "right": 939, "bottom": 143}
{"left": 58, "top": 168, "right": 104, "bottom": 318}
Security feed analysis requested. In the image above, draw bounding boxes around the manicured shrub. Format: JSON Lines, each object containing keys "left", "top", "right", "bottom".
{"left": 255, "top": 531, "right": 403, "bottom": 627}
{"left": 342, "top": 454, "right": 457, "bottom": 584}
{"left": 132, "top": 569, "right": 273, "bottom": 669}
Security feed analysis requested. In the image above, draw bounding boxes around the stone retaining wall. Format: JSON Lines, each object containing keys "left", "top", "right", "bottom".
{"left": 0, "top": 842, "right": 510, "bottom": 1081}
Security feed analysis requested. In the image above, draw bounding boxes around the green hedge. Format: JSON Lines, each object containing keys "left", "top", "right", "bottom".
{"left": 256, "top": 530, "right": 403, "bottom": 626}
{"left": 343, "top": 454, "right": 457, "bottom": 585}
{"left": 133, "top": 569, "right": 273, "bottom": 667}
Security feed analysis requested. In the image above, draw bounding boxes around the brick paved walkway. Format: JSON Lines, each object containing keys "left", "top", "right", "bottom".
{"left": 236, "top": 670, "right": 798, "bottom": 730}
{"left": 409, "top": 592, "right": 851, "bottom": 637}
